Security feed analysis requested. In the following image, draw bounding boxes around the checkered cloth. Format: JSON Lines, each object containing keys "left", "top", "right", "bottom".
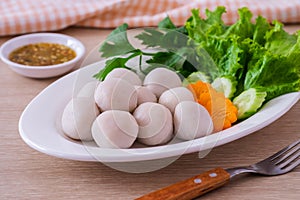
{"left": 1, "top": 0, "right": 300, "bottom": 36}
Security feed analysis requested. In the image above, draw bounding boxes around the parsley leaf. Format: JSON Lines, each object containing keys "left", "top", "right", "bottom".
{"left": 99, "top": 23, "right": 136, "bottom": 58}
{"left": 93, "top": 50, "right": 141, "bottom": 81}
{"left": 135, "top": 15, "right": 188, "bottom": 49}
{"left": 158, "top": 16, "right": 176, "bottom": 29}
{"left": 146, "top": 51, "right": 185, "bottom": 71}
{"left": 146, "top": 47, "right": 204, "bottom": 77}
{"left": 93, "top": 57, "right": 130, "bottom": 81}
{"left": 135, "top": 29, "right": 164, "bottom": 48}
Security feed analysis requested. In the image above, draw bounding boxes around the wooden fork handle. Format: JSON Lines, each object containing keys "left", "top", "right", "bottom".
{"left": 135, "top": 168, "right": 230, "bottom": 200}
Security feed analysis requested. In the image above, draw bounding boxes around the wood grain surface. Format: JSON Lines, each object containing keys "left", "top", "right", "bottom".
{"left": 0, "top": 25, "right": 299, "bottom": 200}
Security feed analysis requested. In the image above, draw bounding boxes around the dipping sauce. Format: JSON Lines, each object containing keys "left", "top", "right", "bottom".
{"left": 9, "top": 43, "right": 76, "bottom": 66}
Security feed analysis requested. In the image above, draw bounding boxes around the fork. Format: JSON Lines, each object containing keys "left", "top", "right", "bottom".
{"left": 136, "top": 139, "right": 300, "bottom": 200}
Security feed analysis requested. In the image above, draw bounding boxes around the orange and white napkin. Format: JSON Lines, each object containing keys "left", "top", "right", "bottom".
{"left": 1, "top": 0, "right": 300, "bottom": 36}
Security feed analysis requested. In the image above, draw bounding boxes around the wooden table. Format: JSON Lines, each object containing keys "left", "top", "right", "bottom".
{"left": 0, "top": 25, "right": 299, "bottom": 200}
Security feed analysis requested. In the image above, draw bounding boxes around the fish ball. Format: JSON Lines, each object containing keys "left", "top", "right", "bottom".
{"left": 159, "top": 87, "right": 195, "bottom": 113}
{"left": 92, "top": 110, "right": 138, "bottom": 148}
{"left": 105, "top": 68, "right": 142, "bottom": 86}
{"left": 143, "top": 68, "right": 182, "bottom": 97}
{"left": 174, "top": 101, "right": 213, "bottom": 140}
{"left": 94, "top": 78, "right": 137, "bottom": 112}
{"left": 62, "top": 98, "right": 100, "bottom": 141}
{"left": 133, "top": 102, "right": 173, "bottom": 145}
{"left": 135, "top": 86, "right": 157, "bottom": 105}
{"left": 76, "top": 81, "right": 99, "bottom": 98}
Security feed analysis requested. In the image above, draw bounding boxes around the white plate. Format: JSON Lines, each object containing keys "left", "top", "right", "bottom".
{"left": 19, "top": 61, "right": 300, "bottom": 163}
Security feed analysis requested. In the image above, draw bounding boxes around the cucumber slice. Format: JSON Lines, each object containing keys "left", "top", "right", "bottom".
{"left": 233, "top": 88, "right": 267, "bottom": 120}
{"left": 211, "top": 77, "right": 237, "bottom": 99}
{"left": 183, "top": 71, "right": 211, "bottom": 86}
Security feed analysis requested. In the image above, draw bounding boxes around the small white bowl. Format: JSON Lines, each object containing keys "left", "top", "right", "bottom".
{"left": 0, "top": 33, "right": 85, "bottom": 78}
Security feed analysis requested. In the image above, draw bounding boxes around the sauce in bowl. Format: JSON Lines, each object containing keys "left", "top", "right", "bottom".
{"left": 9, "top": 43, "right": 76, "bottom": 66}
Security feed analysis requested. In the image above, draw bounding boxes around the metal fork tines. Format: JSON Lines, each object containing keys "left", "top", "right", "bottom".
{"left": 227, "top": 139, "right": 300, "bottom": 178}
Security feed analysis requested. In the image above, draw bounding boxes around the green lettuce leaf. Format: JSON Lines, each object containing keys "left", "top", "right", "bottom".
{"left": 185, "top": 7, "right": 254, "bottom": 93}
{"left": 253, "top": 16, "right": 271, "bottom": 45}
{"left": 244, "top": 35, "right": 300, "bottom": 100}
{"left": 223, "top": 7, "right": 254, "bottom": 40}
{"left": 185, "top": 6, "right": 300, "bottom": 105}
{"left": 185, "top": 7, "right": 227, "bottom": 43}
{"left": 265, "top": 21, "right": 298, "bottom": 56}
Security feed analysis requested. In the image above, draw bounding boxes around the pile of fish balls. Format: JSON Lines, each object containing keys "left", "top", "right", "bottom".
{"left": 61, "top": 67, "right": 214, "bottom": 149}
